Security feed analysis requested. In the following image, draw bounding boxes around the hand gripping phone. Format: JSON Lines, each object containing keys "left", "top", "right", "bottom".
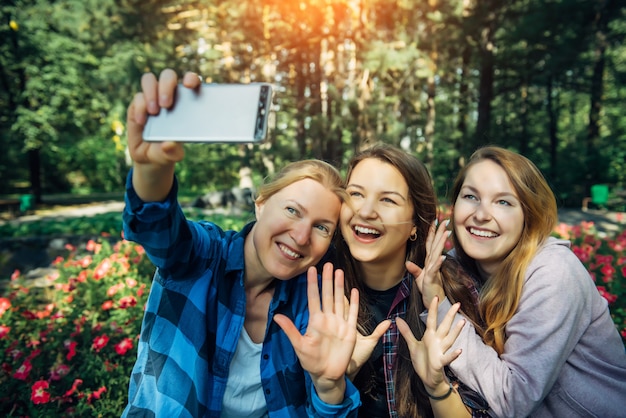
{"left": 143, "top": 82, "right": 273, "bottom": 143}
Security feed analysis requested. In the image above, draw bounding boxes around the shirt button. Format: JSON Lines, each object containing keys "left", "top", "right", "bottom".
{"left": 265, "top": 389, "right": 271, "bottom": 395}
{"left": 263, "top": 354, "right": 269, "bottom": 360}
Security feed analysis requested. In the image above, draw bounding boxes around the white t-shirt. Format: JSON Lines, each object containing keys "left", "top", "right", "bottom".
{"left": 221, "top": 327, "right": 268, "bottom": 418}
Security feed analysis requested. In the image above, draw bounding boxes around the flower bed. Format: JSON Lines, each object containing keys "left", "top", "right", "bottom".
{"left": 0, "top": 219, "right": 624, "bottom": 416}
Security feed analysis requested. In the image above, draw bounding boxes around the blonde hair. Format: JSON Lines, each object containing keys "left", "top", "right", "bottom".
{"left": 256, "top": 159, "right": 347, "bottom": 206}
{"left": 450, "top": 146, "right": 558, "bottom": 354}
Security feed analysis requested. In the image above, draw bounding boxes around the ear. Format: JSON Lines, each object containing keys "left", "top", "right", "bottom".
{"left": 254, "top": 200, "right": 263, "bottom": 219}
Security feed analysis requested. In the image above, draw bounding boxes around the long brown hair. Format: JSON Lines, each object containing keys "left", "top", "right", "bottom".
{"left": 335, "top": 143, "right": 479, "bottom": 417}
{"left": 449, "top": 146, "right": 557, "bottom": 353}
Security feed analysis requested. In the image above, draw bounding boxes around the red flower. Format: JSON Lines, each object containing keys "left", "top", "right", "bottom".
{"left": 118, "top": 295, "right": 137, "bottom": 309}
{"left": 31, "top": 380, "right": 51, "bottom": 404}
{"left": 0, "top": 297, "right": 11, "bottom": 317}
{"left": 92, "top": 334, "right": 110, "bottom": 352}
{"left": 0, "top": 325, "right": 10, "bottom": 339}
{"left": 101, "top": 300, "right": 114, "bottom": 311}
{"left": 49, "top": 363, "right": 70, "bottom": 381}
{"left": 87, "top": 386, "right": 107, "bottom": 404}
{"left": 93, "top": 258, "right": 113, "bottom": 280}
{"left": 13, "top": 360, "right": 32, "bottom": 380}
{"left": 10, "top": 269, "right": 20, "bottom": 280}
{"left": 115, "top": 338, "right": 133, "bottom": 355}
{"left": 597, "top": 286, "right": 618, "bottom": 304}
{"left": 64, "top": 378, "right": 83, "bottom": 397}
{"left": 65, "top": 340, "right": 78, "bottom": 361}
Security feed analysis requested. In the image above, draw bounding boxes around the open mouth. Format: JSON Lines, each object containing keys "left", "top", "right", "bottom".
{"left": 354, "top": 225, "right": 381, "bottom": 239}
{"left": 278, "top": 243, "right": 302, "bottom": 259}
{"left": 468, "top": 227, "right": 499, "bottom": 238}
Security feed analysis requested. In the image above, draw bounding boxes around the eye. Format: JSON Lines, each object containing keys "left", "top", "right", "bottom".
{"left": 497, "top": 199, "right": 512, "bottom": 206}
{"left": 314, "top": 224, "right": 332, "bottom": 237}
{"left": 348, "top": 190, "right": 363, "bottom": 198}
{"left": 462, "top": 194, "right": 478, "bottom": 201}
{"left": 286, "top": 206, "right": 300, "bottom": 216}
{"left": 381, "top": 196, "right": 398, "bottom": 205}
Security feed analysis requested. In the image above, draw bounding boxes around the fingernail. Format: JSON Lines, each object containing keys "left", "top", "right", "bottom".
{"left": 445, "top": 219, "right": 450, "bottom": 227}
{"left": 148, "top": 100, "right": 158, "bottom": 113}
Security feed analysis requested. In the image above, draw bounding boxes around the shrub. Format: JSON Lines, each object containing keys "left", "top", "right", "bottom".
{"left": 552, "top": 220, "right": 626, "bottom": 343}
{"left": 0, "top": 236, "right": 153, "bottom": 417}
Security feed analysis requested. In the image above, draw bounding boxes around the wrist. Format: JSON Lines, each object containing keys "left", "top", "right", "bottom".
{"left": 426, "top": 381, "right": 454, "bottom": 401}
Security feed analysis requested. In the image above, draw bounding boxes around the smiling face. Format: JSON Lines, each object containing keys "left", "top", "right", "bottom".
{"left": 340, "top": 158, "right": 416, "bottom": 280}
{"left": 249, "top": 178, "right": 341, "bottom": 282}
{"left": 453, "top": 159, "right": 524, "bottom": 277}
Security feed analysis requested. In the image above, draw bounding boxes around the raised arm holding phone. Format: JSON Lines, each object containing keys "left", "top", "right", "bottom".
{"left": 122, "top": 69, "right": 360, "bottom": 417}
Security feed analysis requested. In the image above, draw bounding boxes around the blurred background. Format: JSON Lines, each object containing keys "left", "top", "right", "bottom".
{"left": 1, "top": 0, "right": 625, "bottom": 208}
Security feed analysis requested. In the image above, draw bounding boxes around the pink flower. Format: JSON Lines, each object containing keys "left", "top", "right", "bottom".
{"left": 31, "top": 380, "right": 51, "bottom": 404}
{"left": 93, "top": 258, "right": 112, "bottom": 280}
{"left": 13, "top": 360, "right": 32, "bottom": 380}
{"left": 92, "top": 334, "right": 110, "bottom": 352}
{"left": 49, "top": 363, "right": 70, "bottom": 381}
{"left": 101, "top": 300, "right": 114, "bottom": 311}
{"left": 11, "top": 269, "right": 20, "bottom": 280}
{"left": 114, "top": 338, "right": 133, "bottom": 355}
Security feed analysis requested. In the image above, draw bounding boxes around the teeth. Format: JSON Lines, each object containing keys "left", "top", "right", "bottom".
{"left": 279, "top": 244, "right": 301, "bottom": 258}
{"left": 470, "top": 227, "right": 498, "bottom": 238}
{"left": 354, "top": 225, "right": 381, "bottom": 235}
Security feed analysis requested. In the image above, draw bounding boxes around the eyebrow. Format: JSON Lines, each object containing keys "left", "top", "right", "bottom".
{"left": 461, "top": 184, "right": 519, "bottom": 200}
{"left": 346, "top": 183, "right": 408, "bottom": 202}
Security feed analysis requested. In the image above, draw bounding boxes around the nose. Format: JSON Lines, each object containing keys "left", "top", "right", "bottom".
{"left": 290, "top": 221, "right": 312, "bottom": 246}
{"left": 473, "top": 201, "right": 492, "bottom": 222}
{"left": 356, "top": 197, "right": 377, "bottom": 220}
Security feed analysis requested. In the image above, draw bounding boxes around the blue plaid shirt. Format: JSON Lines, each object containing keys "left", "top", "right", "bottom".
{"left": 121, "top": 172, "right": 359, "bottom": 418}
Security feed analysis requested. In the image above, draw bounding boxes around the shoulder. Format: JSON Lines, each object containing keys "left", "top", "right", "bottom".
{"left": 524, "top": 237, "right": 592, "bottom": 295}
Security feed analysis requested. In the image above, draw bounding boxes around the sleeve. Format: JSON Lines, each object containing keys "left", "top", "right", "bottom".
{"left": 307, "top": 377, "right": 360, "bottom": 418}
{"left": 122, "top": 169, "right": 223, "bottom": 279}
{"left": 437, "top": 248, "right": 591, "bottom": 418}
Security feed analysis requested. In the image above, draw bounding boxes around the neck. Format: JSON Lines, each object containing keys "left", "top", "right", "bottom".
{"left": 360, "top": 261, "right": 406, "bottom": 291}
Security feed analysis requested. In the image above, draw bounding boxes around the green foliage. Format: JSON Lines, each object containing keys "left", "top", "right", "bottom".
{"left": 0, "top": 210, "right": 250, "bottom": 239}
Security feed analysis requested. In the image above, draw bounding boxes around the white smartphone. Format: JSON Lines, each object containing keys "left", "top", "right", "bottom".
{"left": 143, "top": 82, "right": 273, "bottom": 143}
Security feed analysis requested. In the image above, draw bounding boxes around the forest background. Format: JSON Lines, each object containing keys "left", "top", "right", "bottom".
{"left": 1, "top": 0, "right": 625, "bottom": 207}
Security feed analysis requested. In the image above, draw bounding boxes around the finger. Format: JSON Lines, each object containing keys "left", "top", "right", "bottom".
{"left": 333, "top": 267, "right": 346, "bottom": 315}
{"left": 368, "top": 319, "right": 391, "bottom": 339}
{"left": 425, "top": 296, "right": 439, "bottom": 329}
{"left": 140, "top": 72, "right": 159, "bottom": 115}
{"left": 406, "top": 260, "right": 425, "bottom": 292}
{"left": 273, "top": 314, "right": 302, "bottom": 349}
{"left": 396, "top": 317, "right": 418, "bottom": 348}
{"left": 321, "top": 262, "right": 334, "bottom": 312}
{"left": 307, "top": 266, "right": 321, "bottom": 313}
{"left": 441, "top": 347, "right": 463, "bottom": 366}
{"left": 343, "top": 295, "right": 351, "bottom": 321}
{"left": 443, "top": 316, "right": 466, "bottom": 350}
{"left": 347, "top": 288, "right": 359, "bottom": 329}
{"left": 182, "top": 71, "right": 203, "bottom": 89}
{"left": 438, "top": 301, "right": 461, "bottom": 335}
{"left": 128, "top": 93, "right": 148, "bottom": 140}
{"left": 159, "top": 141, "right": 185, "bottom": 163}
{"left": 157, "top": 68, "right": 179, "bottom": 108}
{"left": 424, "top": 221, "right": 437, "bottom": 251}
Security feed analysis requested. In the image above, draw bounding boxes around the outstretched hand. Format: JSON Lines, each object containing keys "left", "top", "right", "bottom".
{"left": 274, "top": 263, "right": 359, "bottom": 405}
{"left": 347, "top": 318, "right": 391, "bottom": 380}
{"left": 396, "top": 296, "right": 465, "bottom": 395}
{"left": 406, "top": 219, "right": 450, "bottom": 307}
